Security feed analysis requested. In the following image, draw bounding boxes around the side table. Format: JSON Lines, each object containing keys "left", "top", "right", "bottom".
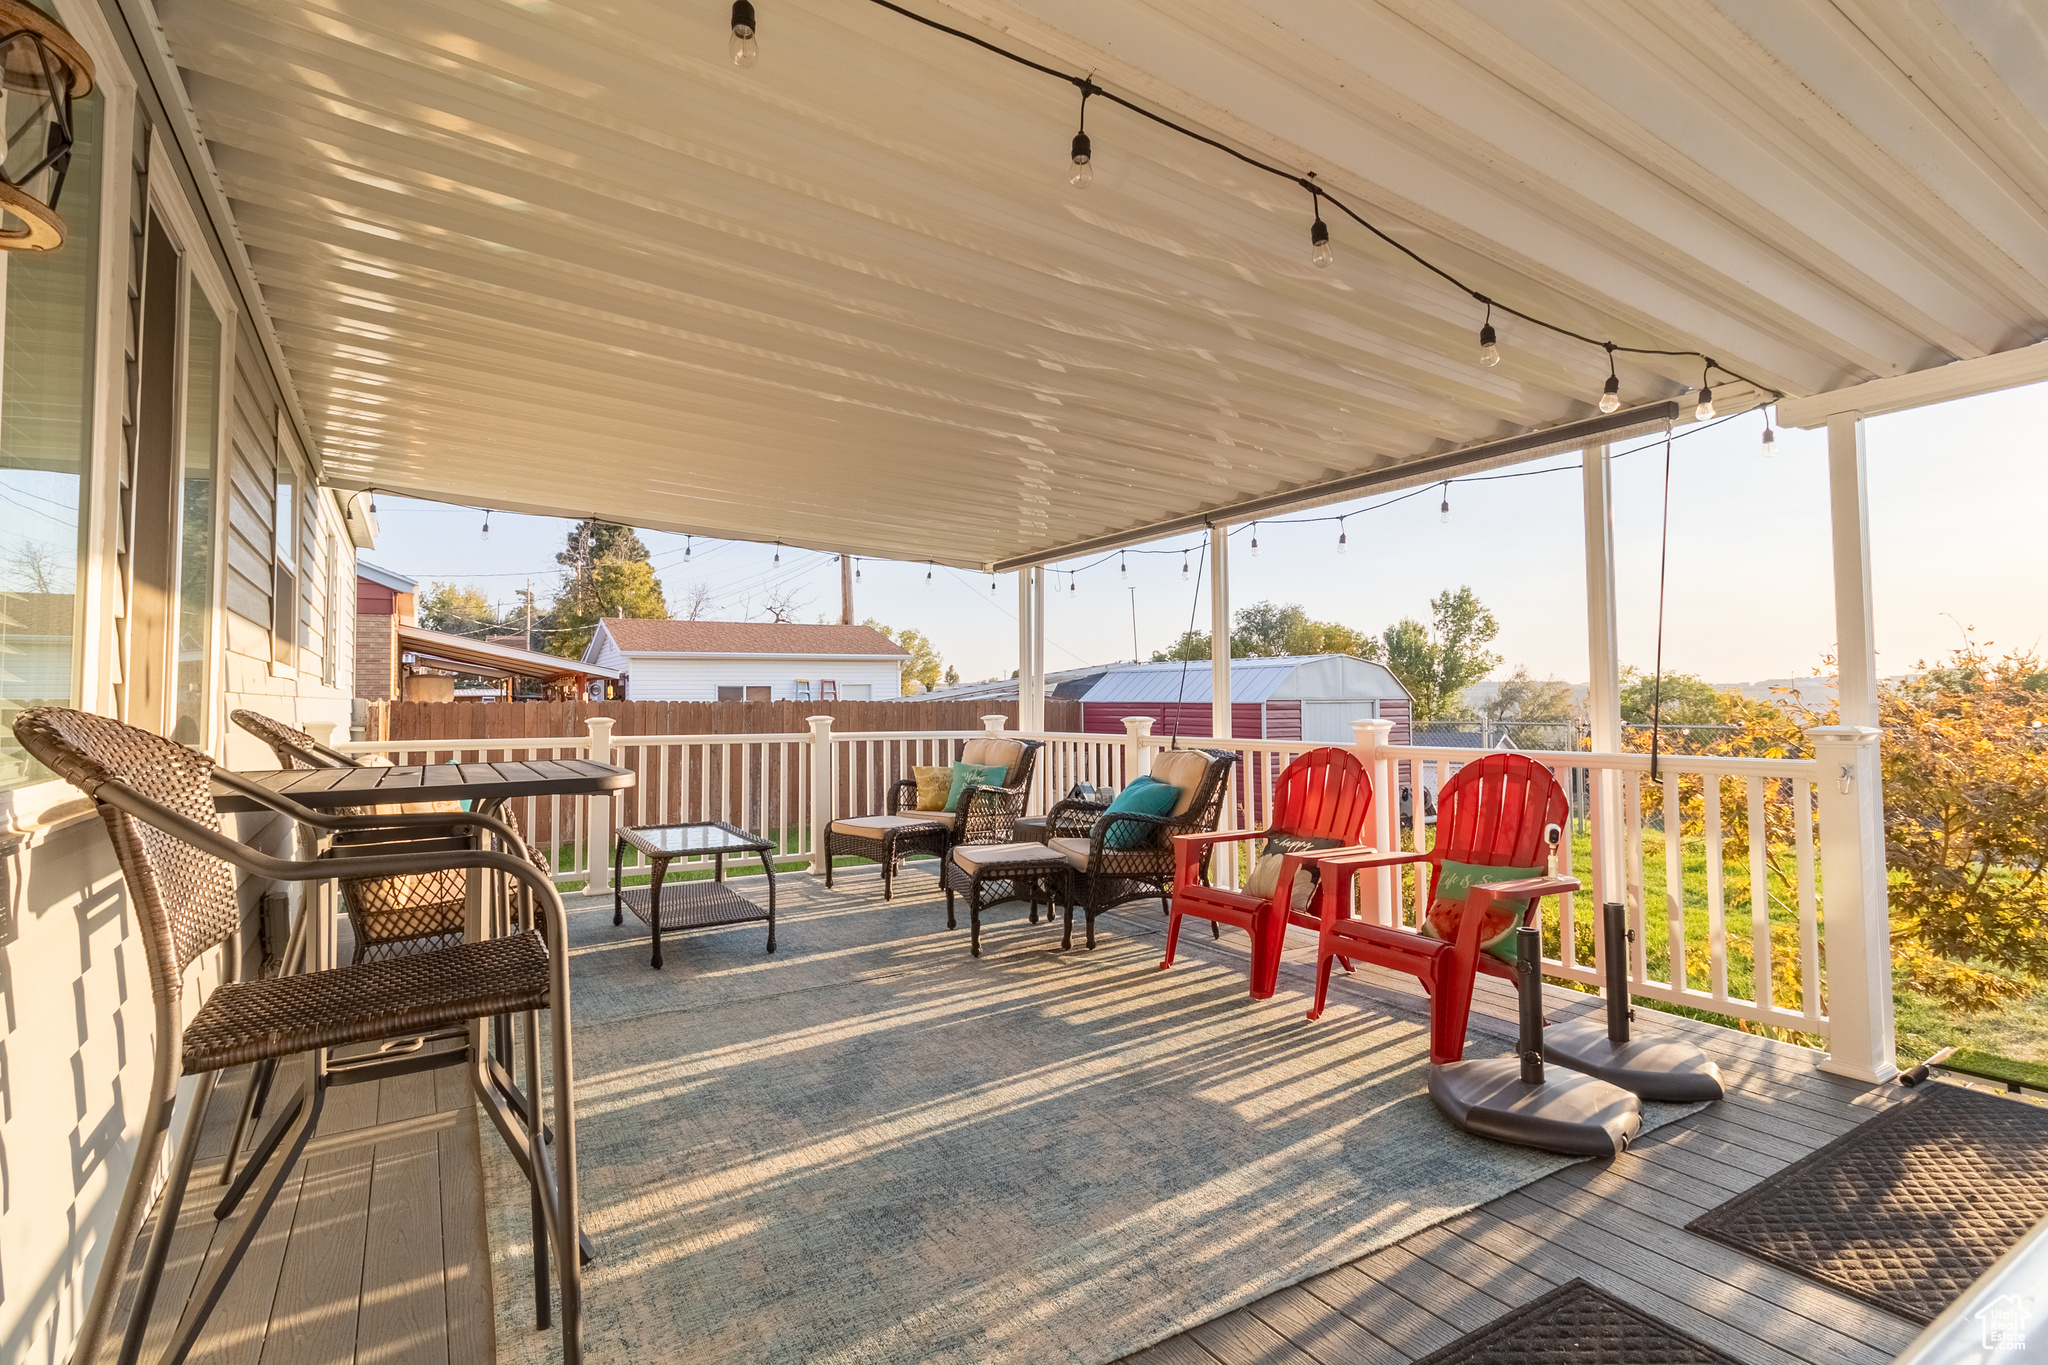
{"left": 943, "top": 842, "right": 1071, "bottom": 956}
{"left": 614, "top": 822, "right": 776, "bottom": 968}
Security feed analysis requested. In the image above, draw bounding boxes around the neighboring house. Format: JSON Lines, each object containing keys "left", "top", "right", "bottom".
{"left": 354, "top": 564, "right": 618, "bottom": 703}
{"left": 1072, "top": 655, "right": 1412, "bottom": 742}
{"left": 583, "top": 619, "right": 909, "bottom": 701}
{"left": 354, "top": 561, "right": 417, "bottom": 701}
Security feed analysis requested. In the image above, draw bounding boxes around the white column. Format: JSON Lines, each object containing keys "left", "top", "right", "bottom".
{"left": 1828, "top": 413, "right": 1881, "bottom": 728}
{"left": 584, "top": 716, "right": 615, "bottom": 891}
{"left": 1582, "top": 443, "right": 1625, "bottom": 917}
{"left": 1017, "top": 569, "right": 1038, "bottom": 732}
{"left": 1208, "top": 524, "right": 1231, "bottom": 742}
{"left": 1351, "top": 717, "right": 1396, "bottom": 924}
{"left": 1808, "top": 725, "right": 1896, "bottom": 1082}
{"left": 807, "top": 715, "right": 835, "bottom": 870}
{"left": 1031, "top": 566, "right": 1047, "bottom": 732}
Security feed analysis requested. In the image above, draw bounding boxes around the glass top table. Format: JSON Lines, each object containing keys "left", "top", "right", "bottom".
{"left": 613, "top": 821, "right": 777, "bottom": 969}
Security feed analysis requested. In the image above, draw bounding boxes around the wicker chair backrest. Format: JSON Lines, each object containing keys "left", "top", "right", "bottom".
{"left": 12, "top": 707, "right": 242, "bottom": 986}
{"left": 1161, "top": 747, "right": 1236, "bottom": 836}
{"left": 230, "top": 708, "right": 350, "bottom": 770}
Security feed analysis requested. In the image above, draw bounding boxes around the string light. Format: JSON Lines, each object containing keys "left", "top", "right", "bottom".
{"left": 480, "top": 509, "right": 491, "bottom": 541}
{"left": 1181, "top": 550, "right": 1189, "bottom": 581}
{"left": 856, "top": 561, "right": 862, "bottom": 581}
{"left": 926, "top": 559, "right": 934, "bottom": 584}
{"left": 684, "top": 535, "right": 692, "bottom": 562}
{"left": 1695, "top": 361, "right": 1716, "bottom": 421}
{"left": 1069, "top": 573, "right": 1076, "bottom": 594}
{"left": 1120, "top": 552, "right": 1127, "bottom": 579}
{"left": 1600, "top": 344, "right": 1620, "bottom": 413}
{"left": 773, "top": 540, "right": 781, "bottom": 564}
{"left": 1439, "top": 483, "right": 1451, "bottom": 523}
{"left": 367, "top": 489, "right": 378, "bottom": 515}
{"left": 1069, "top": 85, "right": 1093, "bottom": 189}
{"left": 1308, "top": 190, "right": 1332, "bottom": 269}
{"left": 991, "top": 573, "right": 997, "bottom": 592}
{"left": 729, "top": 0, "right": 759, "bottom": 67}
{"left": 1249, "top": 523, "right": 1260, "bottom": 557}
{"left": 1337, "top": 520, "right": 1348, "bottom": 555}
{"left": 1761, "top": 408, "right": 1776, "bottom": 457}
{"left": 1478, "top": 303, "right": 1500, "bottom": 368}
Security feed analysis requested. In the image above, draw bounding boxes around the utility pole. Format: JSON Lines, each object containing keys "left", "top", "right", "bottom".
{"left": 840, "top": 554, "right": 854, "bottom": 625}
{"left": 524, "top": 578, "right": 533, "bottom": 652}
{"left": 1128, "top": 586, "right": 1139, "bottom": 661}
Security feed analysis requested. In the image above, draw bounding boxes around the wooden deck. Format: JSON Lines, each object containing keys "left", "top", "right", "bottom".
{"left": 1121, "top": 946, "right": 1918, "bottom": 1365}
{"left": 103, "top": 1042, "right": 492, "bottom": 1365}
{"left": 107, "top": 875, "right": 1919, "bottom": 1365}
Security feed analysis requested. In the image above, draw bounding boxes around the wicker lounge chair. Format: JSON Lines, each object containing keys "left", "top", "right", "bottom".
{"left": 13, "top": 707, "right": 584, "bottom": 1365}
{"left": 824, "top": 735, "right": 1043, "bottom": 899}
{"left": 1046, "top": 746, "right": 1236, "bottom": 949}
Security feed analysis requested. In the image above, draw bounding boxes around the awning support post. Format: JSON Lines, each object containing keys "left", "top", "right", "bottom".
{"left": 1581, "top": 442, "right": 1626, "bottom": 989}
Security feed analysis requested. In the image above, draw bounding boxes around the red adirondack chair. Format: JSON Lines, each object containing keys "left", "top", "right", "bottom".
{"left": 1165, "top": 746, "right": 1374, "bottom": 999}
{"left": 1307, "top": 753, "right": 1575, "bottom": 1063}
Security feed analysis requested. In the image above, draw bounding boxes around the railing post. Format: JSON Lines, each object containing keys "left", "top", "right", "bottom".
{"left": 1121, "top": 715, "right": 1154, "bottom": 789}
{"left": 1352, "top": 718, "right": 1396, "bottom": 924}
{"left": 1807, "top": 724, "right": 1896, "bottom": 1082}
{"left": 585, "top": 716, "right": 615, "bottom": 891}
{"left": 981, "top": 713, "right": 1007, "bottom": 735}
{"left": 808, "top": 715, "right": 835, "bottom": 872}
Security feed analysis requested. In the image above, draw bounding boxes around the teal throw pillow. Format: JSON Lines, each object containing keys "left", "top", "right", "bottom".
{"left": 1100, "top": 775, "right": 1181, "bottom": 850}
{"left": 944, "top": 761, "right": 1012, "bottom": 813}
{"left": 1419, "top": 859, "right": 1550, "bottom": 963}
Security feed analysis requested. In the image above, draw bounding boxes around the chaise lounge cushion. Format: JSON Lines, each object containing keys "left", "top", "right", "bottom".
{"left": 950, "top": 841, "right": 1061, "bottom": 876}
{"left": 1148, "top": 748, "right": 1215, "bottom": 816}
{"left": 830, "top": 813, "right": 952, "bottom": 838}
{"left": 960, "top": 736, "right": 1028, "bottom": 785}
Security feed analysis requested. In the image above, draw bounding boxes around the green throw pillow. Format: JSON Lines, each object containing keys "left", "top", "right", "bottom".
{"left": 944, "top": 761, "right": 1011, "bottom": 813}
{"left": 1100, "top": 775, "right": 1181, "bottom": 850}
{"left": 1419, "top": 859, "right": 1550, "bottom": 963}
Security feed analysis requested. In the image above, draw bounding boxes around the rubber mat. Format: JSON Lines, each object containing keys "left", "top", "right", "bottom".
{"left": 1687, "top": 1083, "right": 2048, "bottom": 1324}
{"left": 1410, "top": 1278, "right": 1744, "bottom": 1365}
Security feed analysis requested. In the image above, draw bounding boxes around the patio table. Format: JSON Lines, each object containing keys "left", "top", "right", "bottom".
{"left": 613, "top": 821, "right": 777, "bottom": 968}
{"left": 214, "top": 756, "right": 632, "bottom": 1267}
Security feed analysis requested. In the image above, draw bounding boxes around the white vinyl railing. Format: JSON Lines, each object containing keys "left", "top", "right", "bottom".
{"left": 329, "top": 711, "right": 1892, "bottom": 1074}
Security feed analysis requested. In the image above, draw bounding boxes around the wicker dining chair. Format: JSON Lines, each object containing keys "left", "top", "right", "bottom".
{"left": 1046, "top": 747, "right": 1237, "bottom": 950}
{"left": 231, "top": 708, "right": 534, "bottom": 963}
{"left": 13, "top": 708, "right": 584, "bottom": 1365}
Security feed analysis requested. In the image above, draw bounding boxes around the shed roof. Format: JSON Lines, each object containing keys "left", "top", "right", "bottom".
{"left": 597, "top": 619, "right": 909, "bottom": 658}
{"left": 356, "top": 561, "right": 418, "bottom": 594}
{"left": 397, "top": 623, "right": 619, "bottom": 681}
{"left": 1079, "top": 655, "right": 1408, "bottom": 705}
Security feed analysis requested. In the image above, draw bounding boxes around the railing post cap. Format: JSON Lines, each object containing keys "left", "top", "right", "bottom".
{"left": 806, "top": 714, "right": 835, "bottom": 732}
{"left": 981, "top": 713, "right": 1008, "bottom": 733}
{"left": 1122, "top": 715, "right": 1156, "bottom": 735}
{"left": 1804, "top": 724, "right": 1881, "bottom": 744}
{"left": 583, "top": 716, "right": 615, "bottom": 734}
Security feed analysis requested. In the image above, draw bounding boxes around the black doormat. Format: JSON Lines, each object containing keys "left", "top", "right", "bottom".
{"left": 1410, "top": 1278, "right": 1744, "bottom": 1365}
{"left": 1687, "top": 1083, "right": 2048, "bottom": 1324}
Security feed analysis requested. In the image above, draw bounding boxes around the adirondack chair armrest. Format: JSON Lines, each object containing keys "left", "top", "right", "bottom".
{"left": 1172, "top": 826, "right": 1258, "bottom": 885}
{"left": 1319, "top": 848, "right": 1428, "bottom": 873}
{"left": 1467, "top": 875, "right": 1580, "bottom": 909}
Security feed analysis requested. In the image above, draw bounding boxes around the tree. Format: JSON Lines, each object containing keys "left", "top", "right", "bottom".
{"left": 676, "top": 581, "right": 716, "bottom": 621}
{"left": 943, "top": 665, "right": 960, "bottom": 687}
{"left": 759, "top": 586, "right": 803, "bottom": 624}
{"left": 4, "top": 539, "right": 69, "bottom": 593}
{"left": 554, "top": 519, "right": 650, "bottom": 571}
{"left": 1361, "top": 587, "right": 1500, "bottom": 723}
{"left": 1234, "top": 601, "right": 1308, "bottom": 656}
{"left": 1151, "top": 629, "right": 1215, "bottom": 662}
{"left": 1618, "top": 667, "right": 1728, "bottom": 728}
{"left": 417, "top": 581, "right": 499, "bottom": 639}
{"left": 542, "top": 518, "right": 667, "bottom": 658}
{"left": 1482, "top": 666, "right": 1574, "bottom": 724}
{"left": 865, "top": 619, "right": 943, "bottom": 693}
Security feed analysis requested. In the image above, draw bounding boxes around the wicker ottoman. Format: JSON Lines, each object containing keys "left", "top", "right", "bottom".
{"left": 823, "top": 815, "right": 949, "bottom": 900}
{"left": 943, "top": 842, "right": 1071, "bottom": 956}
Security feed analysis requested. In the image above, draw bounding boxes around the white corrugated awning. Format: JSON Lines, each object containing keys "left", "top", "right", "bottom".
{"left": 154, "top": 0, "right": 2048, "bottom": 567}
{"left": 397, "top": 624, "right": 620, "bottom": 681}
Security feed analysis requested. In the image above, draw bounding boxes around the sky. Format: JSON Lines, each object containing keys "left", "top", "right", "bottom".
{"left": 364, "top": 380, "right": 2048, "bottom": 688}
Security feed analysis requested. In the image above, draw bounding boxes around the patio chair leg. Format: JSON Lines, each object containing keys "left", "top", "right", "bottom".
{"left": 215, "top": 1075, "right": 311, "bottom": 1220}
{"left": 824, "top": 839, "right": 835, "bottom": 888}
{"left": 1308, "top": 950, "right": 1336, "bottom": 1020}
{"left": 161, "top": 1074, "right": 324, "bottom": 1365}
{"left": 1061, "top": 901, "right": 1073, "bottom": 951}
{"left": 220, "top": 1056, "right": 277, "bottom": 1189}
{"left": 944, "top": 881, "right": 956, "bottom": 930}
{"left": 525, "top": 1008, "right": 550, "bottom": 1330}
{"left": 1160, "top": 904, "right": 1184, "bottom": 969}
{"left": 547, "top": 999, "right": 584, "bottom": 1364}
{"left": 75, "top": 1061, "right": 191, "bottom": 1365}
{"left": 1085, "top": 909, "right": 1098, "bottom": 951}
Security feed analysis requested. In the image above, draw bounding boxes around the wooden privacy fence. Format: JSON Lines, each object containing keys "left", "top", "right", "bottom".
{"left": 366, "top": 697, "right": 1081, "bottom": 742}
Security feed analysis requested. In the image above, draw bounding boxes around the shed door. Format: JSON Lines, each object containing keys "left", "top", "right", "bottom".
{"left": 1300, "top": 700, "right": 1378, "bottom": 744}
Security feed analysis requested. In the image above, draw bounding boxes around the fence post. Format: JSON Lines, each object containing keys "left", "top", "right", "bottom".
{"left": 1121, "top": 715, "right": 1154, "bottom": 789}
{"left": 585, "top": 716, "right": 615, "bottom": 891}
{"left": 808, "top": 715, "right": 835, "bottom": 872}
{"left": 1352, "top": 718, "right": 1396, "bottom": 924}
{"left": 1807, "top": 724, "right": 1896, "bottom": 1082}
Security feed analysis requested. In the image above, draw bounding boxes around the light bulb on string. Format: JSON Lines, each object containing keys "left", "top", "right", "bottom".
{"left": 773, "top": 541, "right": 781, "bottom": 565}
{"left": 683, "top": 535, "right": 692, "bottom": 563}
{"left": 1120, "top": 553, "right": 1127, "bottom": 579}
{"left": 1478, "top": 303, "right": 1500, "bottom": 368}
{"left": 926, "top": 560, "right": 933, "bottom": 584}
{"left": 367, "top": 490, "right": 378, "bottom": 515}
{"left": 1694, "top": 361, "right": 1716, "bottom": 421}
{"left": 1249, "top": 524, "right": 1260, "bottom": 557}
{"left": 990, "top": 574, "right": 997, "bottom": 592}
{"left": 480, "top": 510, "right": 491, "bottom": 541}
{"left": 1599, "top": 345, "right": 1620, "bottom": 414}
{"left": 1068, "top": 86, "right": 1095, "bottom": 188}
{"left": 1308, "top": 189, "right": 1332, "bottom": 268}
{"left": 729, "top": 0, "right": 758, "bottom": 67}
{"left": 1069, "top": 574, "right": 1076, "bottom": 594}
{"left": 1181, "top": 551, "right": 1189, "bottom": 581}
{"left": 1439, "top": 483, "right": 1451, "bottom": 523}
{"left": 855, "top": 561, "right": 862, "bottom": 582}
{"left": 1337, "top": 521, "right": 1348, "bottom": 555}
{"left": 1761, "top": 409, "right": 1777, "bottom": 457}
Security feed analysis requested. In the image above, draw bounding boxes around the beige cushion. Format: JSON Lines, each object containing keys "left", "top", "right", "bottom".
{"left": 830, "top": 814, "right": 947, "bottom": 837}
{"left": 1149, "top": 749, "right": 1215, "bottom": 817}
{"left": 1048, "top": 836, "right": 1094, "bottom": 871}
{"left": 911, "top": 765, "right": 952, "bottom": 811}
{"left": 960, "top": 736, "right": 1027, "bottom": 785}
{"left": 950, "top": 841, "right": 1062, "bottom": 875}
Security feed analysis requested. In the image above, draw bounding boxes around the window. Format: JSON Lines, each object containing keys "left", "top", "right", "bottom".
{"left": 173, "top": 290, "right": 221, "bottom": 744}
{"left": 841, "top": 683, "right": 872, "bottom": 701}
{"left": 0, "top": 88, "right": 101, "bottom": 786}
{"left": 746, "top": 685, "right": 769, "bottom": 702}
{"left": 715, "top": 684, "right": 770, "bottom": 702}
{"left": 819, "top": 679, "right": 837, "bottom": 701}
{"left": 272, "top": 462, "right": 296, "bottom": 663}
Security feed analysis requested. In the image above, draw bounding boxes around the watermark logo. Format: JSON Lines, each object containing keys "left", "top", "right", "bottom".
{"left": 1976, "top": 1294, "right": 2033, "bottom": 1352}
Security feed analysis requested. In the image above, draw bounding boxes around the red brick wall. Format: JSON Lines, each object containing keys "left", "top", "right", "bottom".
{"left": 356, "top": 612, "right": 397, "bottom": 700}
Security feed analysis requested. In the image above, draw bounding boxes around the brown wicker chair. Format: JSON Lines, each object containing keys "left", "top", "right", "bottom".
{"left": 1046, "top": 747, "right": 1237, "bottom": 950}
{"left": 231, "top": 708, "right": 538, "bottom": 963}
{"left": 14, "top": 707, "right": 584, "bottom": 1365}
{"left": 824, "top": 736, "right": 1043, "bottom": 899}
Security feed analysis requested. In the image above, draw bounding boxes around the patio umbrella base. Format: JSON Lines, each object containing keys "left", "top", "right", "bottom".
{"left": 1541, "top": 1020, "right": 1726, "bottom": 1102}
{"left": 1429, "top": 1058, "right": 1642, "bottom": 1158}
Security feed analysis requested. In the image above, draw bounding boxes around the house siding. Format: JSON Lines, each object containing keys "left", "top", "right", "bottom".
{"left": 622, "top": 655, "right": 904, "bottom": 702}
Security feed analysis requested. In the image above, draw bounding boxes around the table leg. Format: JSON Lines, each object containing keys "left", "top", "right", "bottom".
{"left": 613, "top": 837, "right": 625, "bottom": 925}
{"left": 761, "top": 849, "right": 777, "bottom": 954}
{"left": 649, "top": 856, "right": 667, "bottom": 969}
{"left": 970, "top": 873, "right": 983, "bottom": 957}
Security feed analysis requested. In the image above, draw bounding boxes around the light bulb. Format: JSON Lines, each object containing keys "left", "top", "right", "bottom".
{"left": 1439, "top": 487, "right": 1451, "bottom": 523}
{"left": 1069, "top": 131, "right": 1092, "bottom": 189}
{"left": 368, "top": 491, "right": 378, "bottom": 515}
{"left": 1250, "top": 526, "right": 1260, "bottom": 557}
{"left": 1337, "top": 527, "right": 1348, "bottom": 555}
{"left": 684, "top": 536, "right": 692, "bottom": 562}
{"left": 1309, "top": 218, "right": 1332, "bottom": 269}
{"left": 1120, "top": 554, "right": 1127, "bottom": 579}
{"left": 729, "top": 0, "right": 758, "bottom": 67}
{"left": 1478, "top": 322, "right": 1499, "bottom": 368}
{"left": 1599, "top": 374, "right": 1620, "bottom": 414}
{"left": 1761, "top": 424, "right": 1776, "bottom": 457}
{"left": 926, "top": 561, "right": 933, "bottom": 584}
{"left": 1069, "top": 577, "right": 1076, "bottom": 594}
{"left": 991, "top": 576, "right": 997, "bottom": 592}
{"left": 774, "top": 543, "right": 781, "bottom": 564}
{"left": 1695, "top": 386, "right": 1715, "bottom": 421}
{"left": 481, "top": 511, "right": 491, "bottom": 541}
{"left": 1181, "top": 555, "right": 1189, "bottom": 581}
{"left": 855, "top": 564, "right": 862, "bottom": 581}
